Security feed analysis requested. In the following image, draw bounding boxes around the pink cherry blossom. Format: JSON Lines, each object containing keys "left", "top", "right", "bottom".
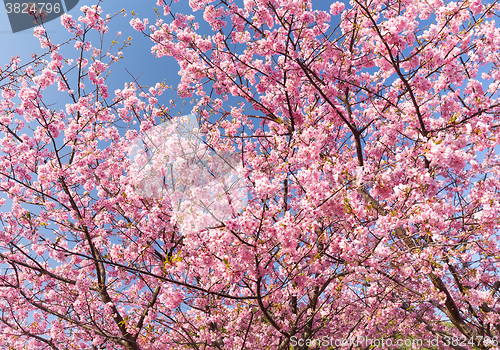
{"left": 0, "top": 1, "right": 500, "bottom": 349}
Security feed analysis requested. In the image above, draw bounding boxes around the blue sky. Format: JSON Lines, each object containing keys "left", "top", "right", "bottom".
{"left": 0, "top": 0, "right": 334, "bottom": 106}
{"left": 0, "top": 0, "right": 189, "bottom": 110}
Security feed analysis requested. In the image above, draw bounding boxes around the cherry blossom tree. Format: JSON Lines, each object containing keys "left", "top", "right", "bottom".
{"left": 1, "top": 0, "right": 500, "bottom": 349}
